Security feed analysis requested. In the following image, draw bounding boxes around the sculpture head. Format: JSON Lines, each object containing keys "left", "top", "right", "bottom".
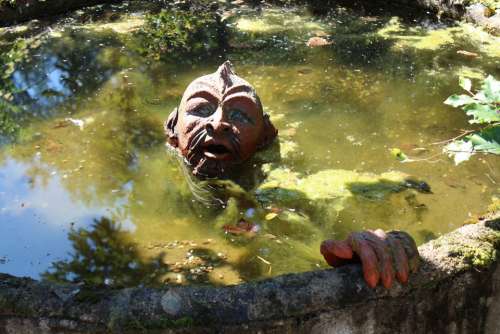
{"left": 165, "top": 61, "right": 277, "bottom": 178}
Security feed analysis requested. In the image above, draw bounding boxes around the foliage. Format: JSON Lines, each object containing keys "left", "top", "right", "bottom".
{"left": 0, "top": 39, "right": 30, "bottom": 142}
{"left": 42, "top": 217, "right": 169, "bottom": 287}
{"left": 138, "top": 6, "right": 227, "bottom": 61}
{"left": 443, "top": 75, "right": 500, "bottom": 165}
{"left": 0, "top": 0, "right": 17, "bottom": 7}
{"left": 390, "top": 148, "right": 409, "bottom": 162}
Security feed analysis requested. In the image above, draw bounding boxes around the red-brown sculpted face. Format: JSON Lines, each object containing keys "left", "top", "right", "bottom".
{"left": 165, "top": 61, "right": 277, "bottom": 178}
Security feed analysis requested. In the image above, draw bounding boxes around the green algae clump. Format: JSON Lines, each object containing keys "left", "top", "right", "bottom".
{"left": 234, "top": 9, "right": 326, "bottom": 35}
{"left": 377, "top": 17, "right": 500, "bottom": 57}
{"left": 255, "top": 168, "right": 412, "bottom": 213}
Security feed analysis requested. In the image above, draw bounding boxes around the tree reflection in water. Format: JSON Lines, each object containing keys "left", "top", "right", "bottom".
{"left": 42, "top": 217, "right": 169, "bottom": 287}
{"left": 42, "top": 216, "right": 242, "bottom": 287}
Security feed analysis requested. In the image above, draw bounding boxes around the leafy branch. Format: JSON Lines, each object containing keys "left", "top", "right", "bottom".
{"left": 390, "top": 75, "right": 499, "bottom": 166}
{"left": 442, "top": 75, "right": 499, "bottom": 165}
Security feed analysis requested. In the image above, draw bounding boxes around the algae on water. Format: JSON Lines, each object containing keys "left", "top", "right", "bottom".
{"left": 234, "top": 9, "right": 326, "bottom": 35}
{"left": 255, "top": 167, "right": 413, "bottom": 215}
{"left": 377, "top": 17, "right": 500, "bottom": 57}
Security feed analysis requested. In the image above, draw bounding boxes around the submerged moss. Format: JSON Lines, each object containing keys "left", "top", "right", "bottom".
{"left": 377, "top": 17, "right": 500, "bottom": 57}
{"left": 214, "top": 197, "right": 241, "bottom": 230}
{"left": 377, "top": 17, "right": 455, "bottom": 50}
{"left": 253, "top": 137, "right": 301, "bottom": 165}
{"left": 78, "top": 16, "right": 145, "bottom": 34}
{"left": 234, "top": 9, "right": 326, "bottom": 34}
{"left": 255, "top": 167, "right": 411, "bottom": 212}
{"left": 488, "top": 197, "right": 500, "bottom": 213}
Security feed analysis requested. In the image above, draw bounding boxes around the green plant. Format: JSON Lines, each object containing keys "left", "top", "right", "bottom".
{"left": 0, "top": 0, "right": 17, "bottom": 7}
{"left": 443, "top": 75, "right": 499, "bottom": 165}
{"left": 138, "top": 7, "right": 227, "bottom": 61}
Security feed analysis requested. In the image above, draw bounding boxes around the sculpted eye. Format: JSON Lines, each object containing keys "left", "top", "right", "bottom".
{"left": 192, "top": 104, "right": 215, "bottom": 117}
{"left": 228, "top": 108, "right": 254, "bottom": 125}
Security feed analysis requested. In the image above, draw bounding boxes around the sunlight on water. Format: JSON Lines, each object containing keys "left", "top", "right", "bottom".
{"left": 0, "top": 5, "right": 498, "bottom": 286}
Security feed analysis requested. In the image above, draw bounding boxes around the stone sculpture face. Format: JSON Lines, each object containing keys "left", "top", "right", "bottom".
{"left": 165, "top": 61, "right": 277, "bottom": 178}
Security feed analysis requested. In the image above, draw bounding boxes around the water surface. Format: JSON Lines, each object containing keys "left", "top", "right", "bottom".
{"left": 0, "top": 4, "right": 499, "bottom": 286}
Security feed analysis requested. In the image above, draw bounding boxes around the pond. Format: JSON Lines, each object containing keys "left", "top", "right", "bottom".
{"left": 0, "top": 3, "right": 499, "bottom": 287}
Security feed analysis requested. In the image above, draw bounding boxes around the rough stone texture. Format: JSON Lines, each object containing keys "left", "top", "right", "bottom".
{"left": 465, "top": 4, "right": 500, "bottom": 35}
{"left": 485, "top": 264, "right": 500, "bottom": 334}
{"left": 0, "top": 216, "right": 499, "bottom": 333}
{"left": 368, "top": 0, "right": 499, "bottom": 33}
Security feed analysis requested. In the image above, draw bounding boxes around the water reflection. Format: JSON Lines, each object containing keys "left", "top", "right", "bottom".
{"left": 0, "top": 5, "right": 498, "bottom": 285}
{"left": 43, "top": 217, "right": 168, "bottom": 287}
{"left": 11, "top": 30, "right": 124, "bottom": 111}
{"left": 0, "top": 158, "right": 111, "bottom": 278}
{"left": 1, "top": 28, "right": 135, "bottom": 144}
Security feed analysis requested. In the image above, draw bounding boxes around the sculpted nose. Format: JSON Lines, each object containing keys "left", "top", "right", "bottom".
{"left": 206, "top": 122, "right": 231, "bottom": 135}
{"left": 206, "top": 119, "right": 231, "bottom": 136}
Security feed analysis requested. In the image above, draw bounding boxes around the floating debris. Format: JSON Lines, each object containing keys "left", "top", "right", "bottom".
{"left": 223, "top": 219, "right": 260, "bottom": 235}
{"left": 256, "top": 255, "right": 271, "bottom": 265}
{"left": 457, "top": 50, "right": 480, "bottom": 58}
{"left": 265, "top": 212, "right": 278, "bottom": 220}
{"left": 306, "top": 36, "right": 333, "bottom": 47}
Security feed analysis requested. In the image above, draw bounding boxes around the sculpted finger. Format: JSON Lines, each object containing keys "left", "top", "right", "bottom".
{"left": 322, "top": 239, "right": 353, "bottom": 259}
{"left": 388, "top": 231, "right": 420, "bottom": 273}
{"left": 386, "top": 234, "right": 409, "bottom": 284}
{"left": 350, "top": 234, "right": 380, "bottom": 288}
{"left": 320, "top": 239, "right": 353, "bottom": 267}
{"left": 366, "top": 230, "right": 394, "bottom": 289}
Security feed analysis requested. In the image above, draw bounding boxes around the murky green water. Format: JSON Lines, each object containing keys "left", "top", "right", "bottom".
{"left": 0, "top": 4, "right": 499, "bottom": 286}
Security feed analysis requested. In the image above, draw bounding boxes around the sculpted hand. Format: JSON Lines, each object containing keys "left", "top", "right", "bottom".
{"left": 320, "top": 230, "right": 420, "bottom": 288}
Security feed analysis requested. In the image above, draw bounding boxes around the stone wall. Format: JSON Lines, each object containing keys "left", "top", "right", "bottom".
{"left": 0, "top": 215, "right": 499, "bottom": 334}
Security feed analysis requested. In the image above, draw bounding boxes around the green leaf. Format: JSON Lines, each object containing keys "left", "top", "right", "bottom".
{"left": 481, "top": 75, "right": 500, "bottom": 104}
{"left": 265, "top": 212, "right": 278, "bottom": 220}
{"left": 473, "top": 91, "right": 489, "bottom": 103}
{"left": 444, "top": 140, "right": 474, "bottom": 165}
{"left": 459, "top": 77, "right": 472, "bottom": 92}
{"left": 390, "top": 148, "right": 409, "bottom": 162}
{"left": 468, "top": 127, "right": 500, "bottom": 155}
{"left": 464, "top": 103, "right": 500, "bottom": 124}
{"left": 444, "top": 94, "right": 476, "bottom": 107}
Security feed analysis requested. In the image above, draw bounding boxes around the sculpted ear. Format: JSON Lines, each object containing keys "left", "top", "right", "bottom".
{"left": 165, "top": 107, "right": 179, "bottom": 148}
{"left": 258, "top": 113, "right": 278, "bottom": 149}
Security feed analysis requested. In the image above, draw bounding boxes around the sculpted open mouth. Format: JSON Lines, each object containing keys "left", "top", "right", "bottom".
{"left": 201, "top": 140, "right": 233, "bottom": 160}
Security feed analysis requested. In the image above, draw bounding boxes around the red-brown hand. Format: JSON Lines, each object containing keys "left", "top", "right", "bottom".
{"left": 320, "top": 230, "right": 419, "bottom": 288}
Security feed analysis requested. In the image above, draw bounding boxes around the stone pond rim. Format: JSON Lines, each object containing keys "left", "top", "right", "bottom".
{"left": 0, "top": 212, "right": 499, "bottom": 333}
